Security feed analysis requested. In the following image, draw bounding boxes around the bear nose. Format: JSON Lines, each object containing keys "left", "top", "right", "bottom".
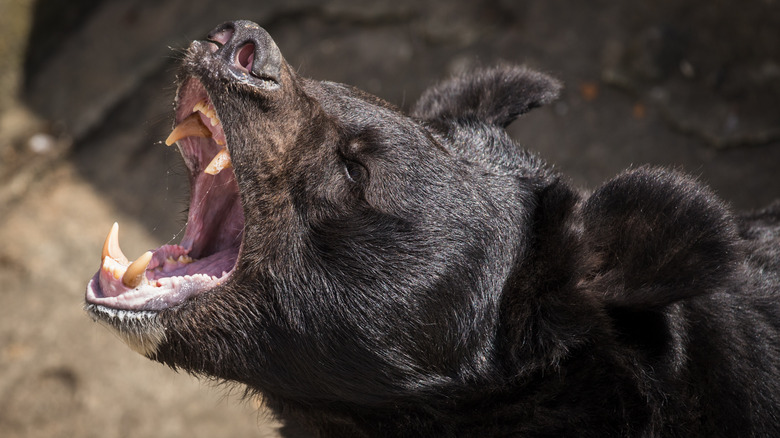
{"left": 207, "top": 20, "right": 282, "bottom": 83}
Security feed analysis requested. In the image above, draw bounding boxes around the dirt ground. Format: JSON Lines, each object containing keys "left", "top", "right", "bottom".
{"left": 0, "top": 0, "right": 778, "bottom": 437}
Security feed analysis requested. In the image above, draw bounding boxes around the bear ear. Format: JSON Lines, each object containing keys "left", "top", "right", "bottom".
{"left": 581, "top": 167, "right": 740, "bottom": 309}
{"left": 412, "top": 65, "right": 562, "bottom": 128}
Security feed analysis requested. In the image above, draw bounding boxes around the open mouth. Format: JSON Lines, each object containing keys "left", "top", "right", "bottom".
{"left": 85, "top": 78, "right": 244, "bottom": 312}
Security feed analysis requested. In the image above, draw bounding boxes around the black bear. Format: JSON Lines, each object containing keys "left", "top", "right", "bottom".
{"left": 86, "top": 21, "right": 780, "bottom": 437}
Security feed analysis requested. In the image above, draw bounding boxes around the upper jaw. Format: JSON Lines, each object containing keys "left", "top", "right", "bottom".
{"left": 169, "top": 77, "right": 231, "bottom": 176}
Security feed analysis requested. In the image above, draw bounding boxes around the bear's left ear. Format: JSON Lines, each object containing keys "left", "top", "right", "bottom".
{"left": 581, "top": 167, "right": 740, "bottom": 309}
{"left": 412, "top": 65, "right": 562, "bottom": 128}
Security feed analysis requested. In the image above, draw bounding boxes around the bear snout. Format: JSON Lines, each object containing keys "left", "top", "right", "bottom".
{"left": 204, "top": 20, "right": 283, "bottom": 84}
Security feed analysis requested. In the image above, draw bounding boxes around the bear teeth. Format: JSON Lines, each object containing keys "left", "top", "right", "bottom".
{"left": 164, "top": 99, "right": 225, "bottom": 146}
{"left": 102, "top": 222, "right": 128, "bottom": 264}
{"left": 99, "top": 223, "right": 154, "bottom": 290}
{"left": 193, "top": 100, "right": 218, "bottom": 123}
{"left": 122, "top": 251, "right": 154, "bottom": 288}
{"left": 204, "top": 147, "right": 232, "bottom": 175}
{"left": 165, "top": 112, "right": 212, "bottom": 145}
{"left": 164, "top": 98, "right": 231, "bottom": 174}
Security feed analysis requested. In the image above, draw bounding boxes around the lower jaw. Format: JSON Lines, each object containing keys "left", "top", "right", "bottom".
{"left": 86, "top": 250, "right": 236, "bottom": 312}
{"left": 87, "top": 220, "right": 241, "bottom": 311}
{"left": 85, "top": 301, "right": 166, "bottom": 357}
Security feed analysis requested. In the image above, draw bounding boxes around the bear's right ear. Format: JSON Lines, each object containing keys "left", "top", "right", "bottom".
{"left": 412, "top": 65, "right": 562, "bottom": 128}
{"left": 580, "top": 167, "right": 740, "bottom": 309}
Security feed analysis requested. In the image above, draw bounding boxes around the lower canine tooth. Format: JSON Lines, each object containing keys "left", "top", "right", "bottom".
{"left": 102, "top": 222, "right": 129, "bottom": 264}
{"left": 204, "top": 148, "right": 232, "bottom": 175}
{"left": 122, "top": 251, "right": 153, "bottom": 288}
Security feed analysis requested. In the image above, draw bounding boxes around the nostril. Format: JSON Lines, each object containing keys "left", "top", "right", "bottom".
{"left": 208, "top": 27, "right": 234, "bottom": 46}
{"left": 236, "top": 43, "right": 255, "bottom": 72}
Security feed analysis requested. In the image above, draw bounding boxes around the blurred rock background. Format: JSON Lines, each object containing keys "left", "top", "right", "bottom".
{"left": 0, "top": 0, "right": 778, "bottom": 437}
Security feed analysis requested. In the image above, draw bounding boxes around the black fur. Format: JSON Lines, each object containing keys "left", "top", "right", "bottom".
{"left": 128, "top": 23, "right": 780, "bottom": 437}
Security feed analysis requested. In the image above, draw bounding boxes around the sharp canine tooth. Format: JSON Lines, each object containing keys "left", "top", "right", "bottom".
{"left": 165, "top": 112, "right": 212, "bottom": 146}
{"left": 204, "top": 148, "right": 232, "bottom": 175}
{"left": 102, "top": 222, "right": 129, "bottom": 264}
{"left": 122, "top": 251, "right": 153, "bottom": 288}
